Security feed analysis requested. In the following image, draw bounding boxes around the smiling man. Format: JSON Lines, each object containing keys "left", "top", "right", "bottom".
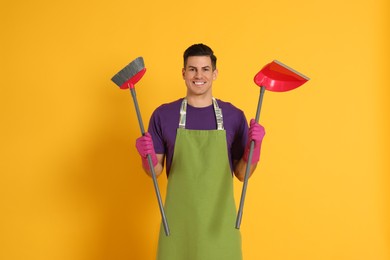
{"left": 183, "top": 55, "right": 216, "bottom": 103}
{"left": 135, "top": 43, "right": 266, "bottom": 260}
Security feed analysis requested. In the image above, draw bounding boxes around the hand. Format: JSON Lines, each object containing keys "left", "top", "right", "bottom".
{"left": 248, "top": 119, "right": 265, "bottom": 146}
{"left": 136, "top": 132, "right": 158, "bottom": 169}
{"left": 243, "top": 119, "right": 265, "bottom": 164}
{"left": 136, "top": 132, "right": 155, "bottom": 157}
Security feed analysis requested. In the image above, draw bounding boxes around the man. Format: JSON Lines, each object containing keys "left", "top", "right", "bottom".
{"left": 136, "top": 43, "right": 265, "bottom": 260}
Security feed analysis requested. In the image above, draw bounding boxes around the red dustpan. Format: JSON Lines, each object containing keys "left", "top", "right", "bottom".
{"left": 236, "top": 60, "right": 310, "bottom": 229}
{"left": 254, "top": 60, "right": 310, "bottom": 92}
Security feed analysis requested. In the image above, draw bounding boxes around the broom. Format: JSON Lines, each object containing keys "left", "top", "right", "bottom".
{"left": 111, "top": 57, "right": 170, "bottom": 236}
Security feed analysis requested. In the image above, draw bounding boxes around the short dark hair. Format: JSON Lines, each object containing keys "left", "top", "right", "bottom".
{"left": 183, "top": 43, "right": 217, "bottom": 70}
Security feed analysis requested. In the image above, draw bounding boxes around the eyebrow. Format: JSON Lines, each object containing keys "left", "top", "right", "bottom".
{"left": 188, "top": 65, "right": 211, "bottom": 69}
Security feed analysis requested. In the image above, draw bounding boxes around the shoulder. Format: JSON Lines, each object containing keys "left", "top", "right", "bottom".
{"left": 155, "top": 98, "right": 183, "bottom": 112}
{"left": 216, "top": 99, "right": 248, "bottom": 135}
{"left": 216, "top": 99, "right": 245, "bottom": 118}
{"left": 152, "top": 98, "right": 183, "bottom": 117}
{"left": 148, "top": 98, "right": 182, "bottom": 142}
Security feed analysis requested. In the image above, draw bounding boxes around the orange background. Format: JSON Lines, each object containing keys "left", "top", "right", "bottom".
{"left": 1, "top": 0, "right": 389, "bottom": 259}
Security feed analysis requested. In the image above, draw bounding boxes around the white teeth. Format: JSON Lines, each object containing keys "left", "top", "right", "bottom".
{"left": 194, "top": 82, "right": 205, "bottom": 85}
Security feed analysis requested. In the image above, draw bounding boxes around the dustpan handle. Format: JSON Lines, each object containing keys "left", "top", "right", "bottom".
{"left": 236, "top": 86, "right": 265, "bottom": 229}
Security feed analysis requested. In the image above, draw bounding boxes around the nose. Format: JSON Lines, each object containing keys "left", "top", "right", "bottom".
{"left": 195, "top": 70, "right": 203, "bottom": 78}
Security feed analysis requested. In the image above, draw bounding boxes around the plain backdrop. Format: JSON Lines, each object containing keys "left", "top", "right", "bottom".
{"left": 1, "top": 0, "right": 389, "bottom": 259}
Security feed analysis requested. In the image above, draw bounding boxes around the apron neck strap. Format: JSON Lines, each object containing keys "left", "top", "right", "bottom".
{"left": 179, "top": 97, "right": 224, "bottom": 130}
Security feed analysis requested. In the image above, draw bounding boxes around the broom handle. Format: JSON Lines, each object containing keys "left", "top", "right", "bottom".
{"left": 130, "top": 88, "right": 170, "bottom": 236}
{"left": 236, "top": 86, "right": 265, "bottom": 229}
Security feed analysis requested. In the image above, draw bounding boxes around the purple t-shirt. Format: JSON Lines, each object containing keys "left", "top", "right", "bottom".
{"left": 148, "top": 98, "right": 249, "bottom": 175}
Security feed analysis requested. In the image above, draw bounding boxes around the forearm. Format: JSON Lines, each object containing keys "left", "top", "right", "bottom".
{"left": 234, "top": 119, "right": 265, "bottom": 181}
{"left": 142, "top": 154, "right": 164, "bottom": 178}
{"left": 233, "top": 159, "right": 258, "bottom": 182}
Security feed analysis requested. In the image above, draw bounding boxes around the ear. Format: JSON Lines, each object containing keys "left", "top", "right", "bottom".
{"left": 213, "top": 69, "right": 218, "bottom": 80}
{"left": 182, "top": 68, "right": 185, "bottom": 79}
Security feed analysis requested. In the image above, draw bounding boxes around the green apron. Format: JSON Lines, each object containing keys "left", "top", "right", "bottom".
{"left": 157, "top": 98, "right": 242, "bottom": 260}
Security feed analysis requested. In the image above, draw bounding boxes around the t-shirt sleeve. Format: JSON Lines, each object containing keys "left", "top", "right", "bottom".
{"left": 148, "top": 109, "right": 165, "bottom": 154}
{"left": 231, "top": 111, "right": 249, "bottom": 161}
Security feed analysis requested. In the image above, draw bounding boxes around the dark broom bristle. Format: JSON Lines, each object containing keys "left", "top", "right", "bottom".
{"left": 111, "top": 57, "right": 145, "bottom": 87}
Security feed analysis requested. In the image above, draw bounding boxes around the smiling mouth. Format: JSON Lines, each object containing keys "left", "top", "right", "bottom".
{"left": 193, "top": 81, "right": 206, "bottom": 85}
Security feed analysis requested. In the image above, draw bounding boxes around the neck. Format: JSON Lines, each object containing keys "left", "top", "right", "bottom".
{"left": 186, "top": 95, "right": 213, "bottom": 108}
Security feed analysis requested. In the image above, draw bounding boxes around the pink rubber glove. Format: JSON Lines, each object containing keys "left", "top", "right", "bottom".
{"left": 243, "top": 119, "right": 265, "bottom": 164}
{"left": 135, "top": 132, "right": 158, "bottom": 170}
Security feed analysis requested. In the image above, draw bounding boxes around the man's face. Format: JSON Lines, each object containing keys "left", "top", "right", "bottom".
{"left": 182, "top": 56, "right": 218, "bottom": 98}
